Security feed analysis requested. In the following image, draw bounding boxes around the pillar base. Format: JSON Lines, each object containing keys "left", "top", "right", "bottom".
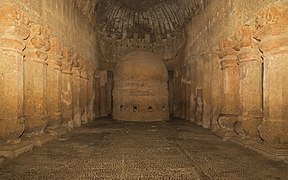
{"left": 26, "top": 133, "right": 54, "bottom": 147}
{"left": 47, "top": 126, "right": 68, "bottom": 139}
{"left": 248, "top": 141, "right": 288, "bottom": 161}
{"left": 234, "top": 116, "right": 262, "bottom": 139}
{"left": 259, "top": 121, "right": 288, "bottom": 144}
{"left": 73, "top": 110, "right": 82, "bottom": 127}
{"left": 214, "top": 114, "right": 238, "bottom": 140}
{"left": 229, "top": 137, "right": 288, "bottom": 162}
{"left": 0, "top": 141, "right": 33, "bottom": 159}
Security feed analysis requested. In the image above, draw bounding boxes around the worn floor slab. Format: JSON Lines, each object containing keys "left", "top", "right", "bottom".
{"left": 0, "top": 118, "right": 288, "bottom": 179}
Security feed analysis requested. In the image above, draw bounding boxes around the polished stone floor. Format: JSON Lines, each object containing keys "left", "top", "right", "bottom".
{"left": 0, "top": 118, "right": 288, "bottom": 180}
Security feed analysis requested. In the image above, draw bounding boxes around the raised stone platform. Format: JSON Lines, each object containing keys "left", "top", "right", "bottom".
{"left": 0, "top": 141, "right": 33, "bottom": 159}
{"left": 229, "top": 137, "right": 288, "bottom": 162}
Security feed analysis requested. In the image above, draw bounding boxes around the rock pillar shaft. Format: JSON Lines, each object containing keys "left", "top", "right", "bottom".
{"left": 235, "top": 47, "right": 263, "bottom": 138}
{"left": 0, "top": 6, "right": 30, "bottom": 141}
{"left": 258, "top": 35, "right": 288, "bottom": 144}
{"left": 100, "top": 70, "right": 108, "bottom": 117}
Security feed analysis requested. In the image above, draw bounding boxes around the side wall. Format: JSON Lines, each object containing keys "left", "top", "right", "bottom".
{"left": 0, "top": 0, "right": 99, "bottom": 153}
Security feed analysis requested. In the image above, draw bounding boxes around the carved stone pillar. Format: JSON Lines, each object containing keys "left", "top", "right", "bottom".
{"left": 168, "top": 71, "right": 174, "bottom": 116}
{"left": 215, "top": 38, "right": 239, "bottom": 139}
{"left": 100, "top": 70, "right": 108, "bottom": 117}
{"left": 61, "top": 48, "right": 73, "bottom": 129}
{"left": 173, "top": 68, "right": 182, "bottom": 118}
{"left": 71, "top": 53, "right": 81, "bottom": 127}
{"left": 185, "top": 65, "right": 191, "bottom": 121}
{"left": 23, "top": 24, "right": 50, "bottom": 136}
{"left": 190, "top": 57, "right": 197, "bottom": 122}
{"left": 195, "top": 56, "right": 203, "bottom": 126}
{"left": 255, "top": 7, "right": 288, "bottom": 144}
{"left": 80, "top": 58, "right": 88, "bottom": 124}
{"left": 94, "top": 70, "right": 101, "bottom": 119}
{"left": 210, "top": 51, "right": 223, "bottom": 131}
{"left": 87, "top": 62, "right": 95, "bottom": 122}
{"left": 0, "top": 6, "right": 30, "bottom": 142}
{"left": 181, "top": 66, "right": 187, "bottom": 119}
{"left": 202, "top": 53, "right": 212, "bottom": 129}
{"left": 46, "top": 37, "right": 63, "bottom": 129}
{"left": 233, "top": 26, "right": 263, "bottom": 139}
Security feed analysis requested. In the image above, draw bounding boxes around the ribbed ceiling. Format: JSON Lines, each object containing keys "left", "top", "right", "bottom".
{"left": 95, "top": 0, "right": 207, "bottom": 41}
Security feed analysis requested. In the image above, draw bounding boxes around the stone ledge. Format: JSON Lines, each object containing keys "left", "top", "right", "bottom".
{"left": 47, "top": 126, "right": 68, "bottom": 139}
{"left": 229, "top": 137, "right": 288, "bottom": 162}
{"left": 0, "top": 126, "right": 69, "bottom": 161}
{"left": 214, "top": 129, "right": 237, "bottom": 141}
{"left": 26, "top": 133, "right": 55, "bottom": 147}
{"left": 0, "top": 141, "right": 33, "bottom": 159}
{"left": 248, "top": 141, "right": 288, "bottom": 161}
{"left": 229, "top": 137, "right": 255, "bottom": 147}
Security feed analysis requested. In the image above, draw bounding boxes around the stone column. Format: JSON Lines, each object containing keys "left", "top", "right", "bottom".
{"left": 233, "top": 26, "right": 263, "bottom": 139}
{"left": 173, "top": 68, "right": 182, "bottom": 118}
{"left": 100, "top": 70, "right": 108, "bottom": 117}
{"left": 46, "top": 37, "right": 62, "bottom": 130}
{"left": 202, "top": 53, "right": 212, "bottom": 129}
{"left": 255, "top": 8, "right": 288, "bottom": 143}
{"left": 210, "top": 51, "right": 223, "bottom": 131}
{"left": 181, "top": 66, "right": 187, "bottom": 119}
{"left": 0, "top": 6, "right": 30, "bottom": 142}
{"left": 215, "top": 38, "right": 239, "bottom": 139}
{"left": 80, "top": 58, "right": 88, "bottom": 124}
{"left": 23, "top": 24, "right": 50, "bottom": 136}
{"left": 71, "top": 53, "right": 81, "bottom": 127}
{"left": 61, "top": 48, "right": 73, "bottom": 129}
{"left": 94, "top": 70, "right": 101, "bottom": 119}
{"left": 87, "top": 63, "right": 95, "bottom": 122}
{"left": 185, "top": 66, "right": 191, "bottom": 121}
{"left": 168, "top": 71, "right": 174, "bottom": 116}
{"left": 195, "top": 56, "right": 203, "bottom": 126}
{"left": 190, "top": 57, "right": 197, "bottom": 122}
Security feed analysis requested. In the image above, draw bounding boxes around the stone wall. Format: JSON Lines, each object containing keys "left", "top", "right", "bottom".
{"left": 0, "top": 0, "right": 99, "bottom": 156}
{"left": 176, "top": 0, "right": 288, "bottom": 160}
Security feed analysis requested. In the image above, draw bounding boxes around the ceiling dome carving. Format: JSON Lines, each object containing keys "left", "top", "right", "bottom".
{"left": 95, "top": 0, "right": 207, "bottom": 41}
{"left": 92, "top": 0, "right": 209, "bottom": 68}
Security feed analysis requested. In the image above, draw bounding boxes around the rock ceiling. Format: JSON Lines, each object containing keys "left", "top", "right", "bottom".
{"left": 76, "top": 0, "right": 209, "bottom": 67}
{"left": 95, "top": 0, "right": 208, "bottom": 41}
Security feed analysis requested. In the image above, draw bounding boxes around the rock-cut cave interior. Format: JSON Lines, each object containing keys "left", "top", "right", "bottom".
{"left": 1, "top": 0, "right": 288, "bottom": 179}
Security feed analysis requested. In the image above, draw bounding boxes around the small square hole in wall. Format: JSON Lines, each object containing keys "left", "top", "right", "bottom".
{"left": 148, "top": 106, "right": 153, "bottom": 112}
{"left": 133, "top": 106, "right": 138, "bottom": 112}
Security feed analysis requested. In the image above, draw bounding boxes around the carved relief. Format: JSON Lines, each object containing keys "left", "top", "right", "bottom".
{"left": 255, "top": 6, "right": 288, "bottom": 40}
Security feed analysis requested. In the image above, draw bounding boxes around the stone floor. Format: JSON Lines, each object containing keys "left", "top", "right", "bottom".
{"left": 0, "top": 118, "right": 288, "bottom": 180}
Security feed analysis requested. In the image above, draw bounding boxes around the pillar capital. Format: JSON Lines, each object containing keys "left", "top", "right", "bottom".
{"left": 61, "top": 47, "right": 72, "bottom": 73}
{"left": 220, "top": 56, "right": 238, "bottom": 69}
{"left": 234, "top": 25, "right": 256, "bottom": 51}
{"left": 238, "top": 47, "right": 262, "bottom": 64}
{"left": 47, "top": 37, "right": 63, "bottom": 69}
{"left": 0, "top": 5, "right": 30, "bottom": 40}
{"left": 24, "top": 24, "right": 51, "bottom": 64}
{"left": 259, "top": 35, "right": 288, "bottom": 56}
{"left": 255, "top": 6, "right": 288, "bottom": 40}
{"left": 217, "top": 38, "right": 238, "bottom": 59}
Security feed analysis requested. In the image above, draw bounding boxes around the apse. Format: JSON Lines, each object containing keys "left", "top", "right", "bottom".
{"left": 113, "top": 50, "right": 169, "bottom": 121}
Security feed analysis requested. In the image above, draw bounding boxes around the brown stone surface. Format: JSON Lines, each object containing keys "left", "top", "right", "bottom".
{"left": 1, "top": 119, "right": 288, "bottom": 179}
{"left": 113, "top": 50, "right": 169, "bottom": 121}
{"left": 2, "top": 0, "right": 288, "bottom": 170}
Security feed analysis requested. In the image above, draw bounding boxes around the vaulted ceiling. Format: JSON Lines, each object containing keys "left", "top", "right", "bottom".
{"left": 95, "top": 0, "right": 208, "bottom": 41}
{"left": 76, "top": 0, "right": 209, "bottom": 69}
